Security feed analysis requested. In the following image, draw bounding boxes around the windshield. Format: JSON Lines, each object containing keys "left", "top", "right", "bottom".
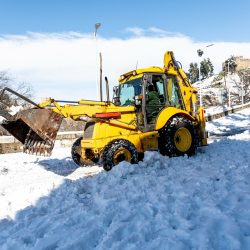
{"left": 119, "top": 78, "right": 142, "bottom": 106}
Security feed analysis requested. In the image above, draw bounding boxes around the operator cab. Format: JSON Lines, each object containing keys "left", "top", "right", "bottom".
{"left": 114, "top": 70, "right": 184, "bottom": 131}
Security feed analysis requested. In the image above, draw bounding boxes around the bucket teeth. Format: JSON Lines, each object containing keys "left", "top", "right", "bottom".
{"left": 23, "top": 129, "right": 54, "bottom": 156}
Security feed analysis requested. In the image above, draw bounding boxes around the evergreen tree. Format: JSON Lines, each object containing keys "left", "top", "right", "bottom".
{"left": 200, "top": 59, "right": 209, "bottom": 79}
{"left": 200, "top": 58, "right": 214, "bottom": 79}
{"left": 188, "top": 58, "right": 214, "bottom": 82}
{"left": 188, "top": 62, "right": 199, "bottom": 83}
{"left": 223, "top": 56, "right": 237, "bottom": 74}
{"left": 207, "top": 58, "right": 214, "bottom": 76}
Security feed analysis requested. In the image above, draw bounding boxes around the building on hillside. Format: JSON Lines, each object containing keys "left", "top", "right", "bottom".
{"left": 235, "top": 56, "right": 250, "bottom": 71}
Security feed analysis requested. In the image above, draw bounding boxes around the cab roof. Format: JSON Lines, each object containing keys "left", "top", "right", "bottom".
{"left": 119, "top": 66, "right": 164, "bottom": 84}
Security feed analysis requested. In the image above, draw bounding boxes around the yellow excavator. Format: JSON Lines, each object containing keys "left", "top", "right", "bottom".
{"left": 0, "top": 51, "right": 207, "bottom": 170}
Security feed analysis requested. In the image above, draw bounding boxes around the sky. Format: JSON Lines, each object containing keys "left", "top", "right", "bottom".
{"left": 0, "top": 0, "right": 250, "bottom": 101}
{"left": 1, "top": 0, "right": 250, "bottom": 42}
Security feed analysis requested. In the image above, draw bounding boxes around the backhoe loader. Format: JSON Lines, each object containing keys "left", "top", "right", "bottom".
{"left": 0, "top": 51, "right": 207, "bottom": 170}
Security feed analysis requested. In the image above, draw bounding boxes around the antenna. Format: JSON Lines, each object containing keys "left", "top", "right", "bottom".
{"left": 99, "top": 52, "right": 103, "bottom": 101}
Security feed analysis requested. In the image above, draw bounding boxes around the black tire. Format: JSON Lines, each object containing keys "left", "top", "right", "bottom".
{"left": 102, "top": 139, "right": 138, "bottom": 171}
{"left": 71, "top": 137, "right": 99, "bottom": 166}
{"left": 71, "top": 137, "right": 83, "bottom": 166}
{"left": 159, "top": 116, "right": 198, "bottom": 157}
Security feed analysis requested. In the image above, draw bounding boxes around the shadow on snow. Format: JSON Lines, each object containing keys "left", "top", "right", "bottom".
{"left": 38, "top": 157, "right": 80, "bottom": 176}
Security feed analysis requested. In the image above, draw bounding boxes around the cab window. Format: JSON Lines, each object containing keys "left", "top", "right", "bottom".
{"left": 119, "top": 78, "right": 142, "bottom": 106}
{"left": 165, "top": 76, "right": 183, "bottom": 109}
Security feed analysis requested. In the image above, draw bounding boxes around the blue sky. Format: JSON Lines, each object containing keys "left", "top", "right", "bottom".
{"left": 1, "top": 0, "right": 250, "bottom": 42}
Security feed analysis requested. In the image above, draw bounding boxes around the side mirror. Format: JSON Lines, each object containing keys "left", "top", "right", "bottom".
{"left": 112, "top": 86, "right": 120, "bottom": 105}
{"left": 113, "top": 97, "right": 121, "bottom": 106}
{"left": 113, "top": 86, "right": 119, "bottom": 97}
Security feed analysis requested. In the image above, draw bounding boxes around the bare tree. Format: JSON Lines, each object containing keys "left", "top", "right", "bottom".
{"left": 238, "top": 69, "right": 250, "bottom": 103}
{"left": 0, "top": 71, "right": 12, "bottom": 109}
{"left": 229, "top": 69, "right": 250, "bottom": 104}
{"left": 0, "top": 71, "right": 33, "bottom": 108}
{"left": 0, "top": 71, "right": 34, "bottom": 135}
{"left": 223, "top": 56, "right": 237, "bottom": 74}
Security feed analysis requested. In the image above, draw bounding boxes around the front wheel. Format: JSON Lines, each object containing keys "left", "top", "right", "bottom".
{"left": 159, "top": 116, "right": 197, "bottom": 157}
{"left": 71, "top": 137, "right": 84, "bottom": 166}
{"left": 102, "top": 139, "right": 138, "bottom": 171}
{"left": 71, "top": 137, "right": 99, "bottom": 166}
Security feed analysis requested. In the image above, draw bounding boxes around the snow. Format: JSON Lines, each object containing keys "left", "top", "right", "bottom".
{"left": 9, "top": 105, "right": 23, "bottom": 115}
{"left": 193, "top": 73, "right": 246, "bottom": 106}
{"left": 206, "top": 107, "right": 250, "bottom": 136}
{"left": 0, "top": 108, "right": 250, "bottom": 249}
{"left": 204, "top": 102, "right": 250, "bottom": 116}
{"left": 0, "top": 105, "right": 23, "bottom": 123}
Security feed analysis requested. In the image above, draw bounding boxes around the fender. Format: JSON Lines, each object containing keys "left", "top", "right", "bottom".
{"left": 155, "top": 107, "right": 195, "bottom": 131}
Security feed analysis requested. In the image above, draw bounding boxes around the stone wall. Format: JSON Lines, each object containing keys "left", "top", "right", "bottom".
{"left": 0, "top": 131, "right": 82, "bottom": 154}
{"left": 235, "top": 56, "right": 250, "bottom": 71}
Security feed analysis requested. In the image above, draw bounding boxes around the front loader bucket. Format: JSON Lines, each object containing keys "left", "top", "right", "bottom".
{"left": 0, "top": 109, "right": 63, "bottom": 156}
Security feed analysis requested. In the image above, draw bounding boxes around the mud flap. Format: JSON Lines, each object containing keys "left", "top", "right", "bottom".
{"left": 1, "top": 109, "right": 63, "bottom": 156}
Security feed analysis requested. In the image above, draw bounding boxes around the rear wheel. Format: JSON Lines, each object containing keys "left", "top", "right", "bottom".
{"left": 159, "top": 116, "right": 197, "bottom": 157}
{"left": 102, "top": 139, "right": 138, "bottom": 171}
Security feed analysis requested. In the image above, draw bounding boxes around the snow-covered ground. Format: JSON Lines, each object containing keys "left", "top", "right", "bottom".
{"left": 0, "top": 109, "right": 250, "bottom": 249}
{"left": 204, "top": 102, "right": 250, "bottom": 117}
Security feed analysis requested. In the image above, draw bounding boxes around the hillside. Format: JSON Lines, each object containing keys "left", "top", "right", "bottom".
{"left": 193, "top": 73, "right": 247, "bottom": 107}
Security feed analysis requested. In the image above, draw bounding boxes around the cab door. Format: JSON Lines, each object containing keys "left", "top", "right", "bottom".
{"left": 164, "top": 75, "right": 184, "bottom": 109}
{"left": 144, "top": 74, "right": 166, "bottom": 125}
{"left": 142, "top": 73, "right": 184, "bottom": 131}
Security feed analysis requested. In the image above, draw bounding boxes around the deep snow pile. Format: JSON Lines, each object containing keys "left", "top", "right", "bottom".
{"left": 0, "top": 109, "right": 250, "bottom": 249}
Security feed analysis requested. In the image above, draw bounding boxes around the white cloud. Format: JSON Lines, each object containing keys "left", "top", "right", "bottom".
{"left": 0, "top": 31, "right": 250, "bottom": 102}
{"left": 125, "top": 27, "right": 182, "bottom": 38}
{"left": 125, "top": 27, "right": 145, "bottom": 37}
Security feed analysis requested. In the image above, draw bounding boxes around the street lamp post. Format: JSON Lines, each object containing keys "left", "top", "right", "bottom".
{"left": 94, "top": 22, "right": 101, "bottom": 100}
{"left": 241, "top": 77, "right": 244, "bottom": 106}
{"left": 228, "top": 87, "right": 231, "bottom": 108}
{"left": 225, "top": 59, "right": 237, "bottom": 107}
{"left": 226, "top": 60, "right": 232, "bottom": 107}
{"left": 197, "top": 44, "right": 214, "bottom": 106}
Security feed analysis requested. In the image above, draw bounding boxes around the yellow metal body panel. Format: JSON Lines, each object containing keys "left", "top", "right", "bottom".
{"left": 155, "top": 107, "right": 195, "bottom": 131}
{"left": 48, "top": 101, "right": 135, "bottom": 121}
{"left": 81, "top": 128, "right": 158, "bottom": 155}
{"left": 119, "top": 67, "right": 164, "bottom": 84}
{"left": 197, "top": 107, "right": 208, "bottom": 146}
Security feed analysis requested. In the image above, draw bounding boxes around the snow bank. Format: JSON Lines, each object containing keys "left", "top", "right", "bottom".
{"left": 0, "top": 109, "right": 249, "bottom": 249}
{"left": 206, "top": 108, "right": 250, "bottom": 136}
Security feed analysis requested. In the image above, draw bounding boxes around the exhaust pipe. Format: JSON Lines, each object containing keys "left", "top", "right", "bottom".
{"left": 105, "top": 76, "right": 110, "bottom": 102}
